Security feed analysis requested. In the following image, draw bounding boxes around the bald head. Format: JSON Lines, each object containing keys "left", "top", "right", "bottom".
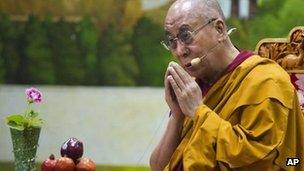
{"left": 165, "top": 0, "right": 225, "bottom": 27}
{"left": 163, "top": 0, "right": 239, "bottom": 83}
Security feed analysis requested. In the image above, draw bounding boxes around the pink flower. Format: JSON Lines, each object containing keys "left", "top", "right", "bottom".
{"left": 25, "top": 87, "right": 42, "bottom": 103}
{"left": 296, "top": 90, "right": 304, "bottom": 108}
{"left": 295, "top": 74, "right": 304, "bottom": 91}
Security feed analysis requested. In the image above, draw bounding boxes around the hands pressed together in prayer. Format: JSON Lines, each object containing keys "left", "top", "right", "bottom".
{"left": 165, "top": 61, "right": 203, "bottom": 120}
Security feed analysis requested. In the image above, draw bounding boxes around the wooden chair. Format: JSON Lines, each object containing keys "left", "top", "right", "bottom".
{"left": 255, "top": 26, "right": 304, "bottom": 111}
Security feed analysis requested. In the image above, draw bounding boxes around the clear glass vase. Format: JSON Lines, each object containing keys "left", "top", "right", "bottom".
{"left": 10, "top": 127, "right": 41, "bottom": 171}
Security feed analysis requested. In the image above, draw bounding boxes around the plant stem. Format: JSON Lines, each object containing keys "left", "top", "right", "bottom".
{"left": 24, "top": 101, "right": 31, "bottom": 118}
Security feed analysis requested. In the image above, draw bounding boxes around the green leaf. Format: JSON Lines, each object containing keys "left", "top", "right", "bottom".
{"left": 4, "top": 114, "right": 25, "bottom": 130}
{"left": 28, "top": 110, "right": 39, "bottom": 118}
{"left": 28, "top": 117, "right": 43, "bottom": 127}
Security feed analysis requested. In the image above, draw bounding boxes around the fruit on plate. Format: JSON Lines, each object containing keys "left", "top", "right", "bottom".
{"left": 61, "top": 137, "right": 84, "bottom": 162}
{"left": 41, "top": 154, "right": 57, "bottom": 171}
{"left": 76, "top": 157, "right": 96, "bottom": 171}
{"left": 55, "top": 156, "right": 75, "bottom": 171}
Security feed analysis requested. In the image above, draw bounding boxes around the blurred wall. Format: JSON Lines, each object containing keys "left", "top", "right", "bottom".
{"left": 0, "top": 85, "right": 169, "bottom": 166}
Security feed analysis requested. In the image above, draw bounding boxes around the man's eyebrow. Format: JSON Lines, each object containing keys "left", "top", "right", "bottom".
{"left": 164, "top": 30, "right": 172, "bottom": 36}
{"left": 164, "top": 22, "right": 191, "bottom": 36}
{"left": 179, "top": 24, "right": 191, "bottom": 31}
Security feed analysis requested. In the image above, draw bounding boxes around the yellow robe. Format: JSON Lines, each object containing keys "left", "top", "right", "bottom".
{"left": 164, "top": 55, "right": 304, "bottom": 171}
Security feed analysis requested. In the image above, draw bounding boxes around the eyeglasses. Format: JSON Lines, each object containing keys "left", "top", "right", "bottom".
{"left": 161, "top": 18, "right": 217, "bottom": 51}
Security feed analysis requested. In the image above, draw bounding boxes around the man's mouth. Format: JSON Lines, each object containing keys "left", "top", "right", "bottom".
{"left": 185, "top": 62, "right": 192, "bottom": 68}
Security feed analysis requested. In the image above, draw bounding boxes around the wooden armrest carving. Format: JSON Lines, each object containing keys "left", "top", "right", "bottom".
{"left": 255, "top": 26, "right": 304, "bottom": 73}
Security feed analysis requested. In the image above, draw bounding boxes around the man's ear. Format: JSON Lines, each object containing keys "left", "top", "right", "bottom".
{"left": 215, "top": 19, "right": 224, "bottom": 34}
{"left": 214, "top": 19, "right": 226, "bottom": 42}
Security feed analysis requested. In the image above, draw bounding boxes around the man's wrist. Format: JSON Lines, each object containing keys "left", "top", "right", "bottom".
{"left": 170, "top": 112, "right": 184, "bottom": 123}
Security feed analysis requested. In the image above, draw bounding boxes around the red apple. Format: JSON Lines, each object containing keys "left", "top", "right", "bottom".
{"left": 55, "top": 156, "right": 75, "bottom": 171}
{"left": 76, "top": 157, "right": 96, "bottom": 171}
{"left": 41, "top": 154, "right": 56, "bottom": 171}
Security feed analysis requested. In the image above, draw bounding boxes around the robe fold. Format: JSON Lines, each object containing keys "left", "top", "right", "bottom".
{"left": 164, "top": 55, "right": 304, "bottom": 171}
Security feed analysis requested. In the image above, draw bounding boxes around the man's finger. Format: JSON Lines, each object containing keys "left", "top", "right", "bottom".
{"left": 164, "top": 74, "right": 170, "bottom": 92}
{"left": 168, "top": 75, "right": 182, "bottom": 97}
{"left": 171, "top": 62, "right": 192, "bottom": 83}
{"left": 164, "top": 68, "right": 174, "bottom": 97}
{"left": 168, "top": 66, "right": 185, "bottom": 90}
{"left": 164, "top": 64, "right": 171, "bottom": 81}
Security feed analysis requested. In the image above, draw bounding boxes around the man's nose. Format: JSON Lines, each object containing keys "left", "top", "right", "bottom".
{"left": 175, "top": 40, "right": 190, "bottom": 58}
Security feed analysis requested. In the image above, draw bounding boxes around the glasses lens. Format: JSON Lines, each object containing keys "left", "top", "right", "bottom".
{"left": 164, "top": 36, "right": 176, "bottom": 50}
{"left": 179, "top": 30, "right": 192, "bottom": 45}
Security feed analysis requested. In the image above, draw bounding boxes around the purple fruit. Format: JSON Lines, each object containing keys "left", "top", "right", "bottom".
{"left": 60, "top": 137, "right": 83, "bottom": 162}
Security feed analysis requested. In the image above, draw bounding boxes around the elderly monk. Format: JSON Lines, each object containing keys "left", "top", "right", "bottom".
{"left": 150, "top": 0, "right": 304, "bottom": 170}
